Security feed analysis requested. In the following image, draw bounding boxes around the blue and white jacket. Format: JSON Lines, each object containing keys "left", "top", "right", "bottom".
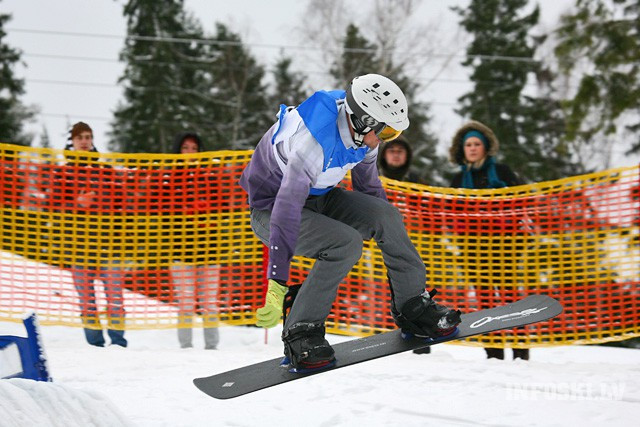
{"left": 239, "top": 90, "right": 387, "bottom": 282}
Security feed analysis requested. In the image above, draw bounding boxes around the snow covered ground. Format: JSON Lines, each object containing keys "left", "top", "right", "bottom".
{"left": 1, "top": 251, "right": 639, "bottom": 426}
{"left": 1, "top": 321, "right": 639, "bottom": 427}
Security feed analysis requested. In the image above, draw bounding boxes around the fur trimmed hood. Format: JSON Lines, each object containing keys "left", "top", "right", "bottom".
{"left": 449, "top": 120, "right": 499, "bottom": 165}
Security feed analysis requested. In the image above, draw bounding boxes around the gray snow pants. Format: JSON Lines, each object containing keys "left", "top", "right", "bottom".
{"left": 249, "top": 188, "right": 426, "bottom": 331}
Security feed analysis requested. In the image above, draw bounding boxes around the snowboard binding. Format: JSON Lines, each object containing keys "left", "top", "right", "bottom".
{"left": 393, "top": 289, "right": 462, "bottom": 339}
{"left": 401, "top": 326, "right": 460, "bottom": 343}
{"left": 280, "top": 355, "right": 337, "bottom": 374}
{"left": 282, "top": 322, "right": 336, "bottom": 373}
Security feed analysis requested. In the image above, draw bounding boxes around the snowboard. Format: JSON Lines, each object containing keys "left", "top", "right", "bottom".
{"left": 194, "top": 294, "right": 562, "bottom": 399}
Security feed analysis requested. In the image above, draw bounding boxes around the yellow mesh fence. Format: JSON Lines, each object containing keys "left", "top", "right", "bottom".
{"left": 1, "top": 142, "right": 638, "bottom": 348}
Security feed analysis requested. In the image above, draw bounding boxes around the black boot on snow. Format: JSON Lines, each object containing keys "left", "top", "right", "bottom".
{"left": 393, "top": 289, "right": 462, "bottom": 339}
{"left": 512, "top": 348, "right": 529, "bottom": 360}
{"left": 282, "top": 322, "right": 335, "bottom": 371}
{"left": 485, "top": 348, "right": 505, "bottom": 360}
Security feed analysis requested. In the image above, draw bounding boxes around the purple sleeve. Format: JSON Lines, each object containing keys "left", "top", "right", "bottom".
{"left": 351, "top": 153, "right": 388, "bottom": 201}
{"left": 266, "top": 145, "right": 318, "bottom": 282}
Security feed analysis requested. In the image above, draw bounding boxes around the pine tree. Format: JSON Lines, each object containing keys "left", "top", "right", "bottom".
{"left": 39, "top": 125, "right": 50, "bottom": 148}
{"left": 400, "top": 80, "right": 445, "bottom": 186}
{"left": 554, "top": 0, "right": 640, "bottom": 155}
{"left": 109, "top": 0, "right": 209, "bottom": 153}
{"left": 454, "top": 0, "right": 580, "bottom": 182}
{"left": 0, "top": 9, "right": 35, "bottom": 146}
{"left": 329, "top": 23, "right": 446, "bottom": 185}
{"left": 555, "top": 0, "right": 639, "bottom": 348}
{"left": 329, "top": 23, "right": 379, "bottom": 85}
{"left": 203, "top": 23, "right": 272, "bottom": 150}
{"left": 270, "top": 51, "right": 309, "bottom": 108}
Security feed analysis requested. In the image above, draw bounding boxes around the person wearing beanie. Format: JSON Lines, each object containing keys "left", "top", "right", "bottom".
{"left": 449, "top": 121, "right": 520, "bottom": 189}
{"left": 378, "top": 136, "right": 420, "bottom": 183}
{"left": 167, "top": 132, "right": 221, "bottom": 350}
{"left": 449, "top": 120, "right": 528, "bottom": 361}
{"left": 53, "top": 121, "right": 128, "bottom": 348}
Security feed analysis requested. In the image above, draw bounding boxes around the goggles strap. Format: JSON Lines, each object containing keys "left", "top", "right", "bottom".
{"left": 348, "top": 113, "right": 369, "bottom": 147}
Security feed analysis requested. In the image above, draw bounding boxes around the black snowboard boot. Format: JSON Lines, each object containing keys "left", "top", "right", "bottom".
{"left": 393, "top": 289, "right": 462, "bottom": 339}
{"left": 282, "top": 322, "right": 335, "bottom": 370}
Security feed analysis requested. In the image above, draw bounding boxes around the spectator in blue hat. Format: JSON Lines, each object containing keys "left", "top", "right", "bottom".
{"left": 449, "top": 120, "right": 528, "bottom": 360}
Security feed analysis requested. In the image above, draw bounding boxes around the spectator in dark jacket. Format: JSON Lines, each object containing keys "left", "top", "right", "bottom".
{"left": 378, "top": 136, "right": 431, "bottom": 355}
{"left": 449, "top": 120, "right": 528, "bottom": 360}
{"left": 168, "top": 132, "right": 220, "bottom": 349}
{"left": 378, "top": 136, "right": 420, "bottom": 183}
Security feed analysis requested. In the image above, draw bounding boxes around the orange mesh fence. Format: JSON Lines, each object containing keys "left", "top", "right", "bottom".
{"left": 325, "top": 171, "right": 639, "bottom": 348}
{"left": 1, "top": 142, "right": 638, "bottom": 348}
{"left": 0, "top": 144, "right": 261, "bottom": 331}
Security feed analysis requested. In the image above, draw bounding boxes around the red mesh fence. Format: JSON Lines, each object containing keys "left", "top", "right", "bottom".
{"left": 1, "top": 143, "right": 638, "bottom": 347}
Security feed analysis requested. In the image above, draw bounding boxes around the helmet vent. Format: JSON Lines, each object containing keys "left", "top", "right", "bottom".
{"left": 372, "top": 83, "right": 380, "bottom": 88}
{"left": 383, "top": 91, "right": 390, "bottom": 96}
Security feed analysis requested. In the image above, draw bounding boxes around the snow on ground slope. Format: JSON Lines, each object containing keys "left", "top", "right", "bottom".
{"left": 0, "top": 251, "right": 178, "bottom": 326}
{"left": 1, "top": 252, "right": 639, "bottom": 426}
{"left": 1, "top": 322, "right": 639, "bottom": 427}
{"left": 0, "top": 378, "right": 131, "bottom": 427}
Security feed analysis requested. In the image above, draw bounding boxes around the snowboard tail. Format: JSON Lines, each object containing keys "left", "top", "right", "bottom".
{"left": 194, "top": 294, "right": 562, "bottom": 399}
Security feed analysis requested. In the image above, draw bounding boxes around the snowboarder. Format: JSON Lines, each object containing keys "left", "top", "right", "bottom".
{"left": 239, "top": 74, "right": 462, "bottom": 370}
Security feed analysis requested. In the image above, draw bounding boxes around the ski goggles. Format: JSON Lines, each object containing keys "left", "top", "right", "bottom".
{"left": 349, "top": 113, "right": 403, "bottom": 143}
{"left": 376, "top": 125, "right": 402, "bottom": 143}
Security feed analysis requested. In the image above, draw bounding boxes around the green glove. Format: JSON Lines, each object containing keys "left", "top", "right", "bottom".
{"left": 256, "top": 279, "right": 288, "bottom": 328}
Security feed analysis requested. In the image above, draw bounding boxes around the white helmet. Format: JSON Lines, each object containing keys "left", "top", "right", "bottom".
{"left": 345, "top": 74, "right": 409, "bottom": 145}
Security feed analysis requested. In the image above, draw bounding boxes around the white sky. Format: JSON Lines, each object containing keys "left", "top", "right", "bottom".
{"left": 3, "top": 0, "right": 638, "bottom": 169}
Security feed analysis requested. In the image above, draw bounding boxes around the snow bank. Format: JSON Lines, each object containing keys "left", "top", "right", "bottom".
{"left": 0, "top": 378, "right": 131, "bottom": 427}
{"left": 0, "top": 325, "right": 635, "bottom": 427}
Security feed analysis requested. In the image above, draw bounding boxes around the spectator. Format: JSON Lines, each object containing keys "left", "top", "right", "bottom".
{"left": 449, "top": 120, "right": 528, "bottom": 360}
{"left": 169, "top": 132, "right": 220, "bottom": 350}
{"left": 239, "top": 74, "right": 461, "bottom": 371}
{"left": 378, "top": 136, "right": 420, "bottom": 183}
{"left": 378, "top": 136, "right": 431, "bottom": 355}
{"left": 55, "top": 122, "right": 127, "bottom": 347}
